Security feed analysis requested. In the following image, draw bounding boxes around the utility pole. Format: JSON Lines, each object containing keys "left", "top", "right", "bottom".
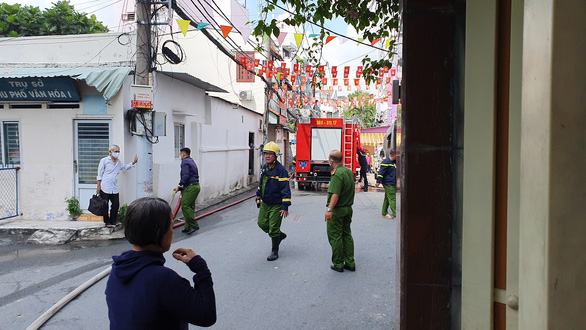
{"left": 135, "top": 0, "right": 153, "bottom": 197}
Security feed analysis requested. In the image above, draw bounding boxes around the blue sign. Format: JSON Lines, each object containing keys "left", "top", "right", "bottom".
{"left": 0, "top": 77, "right": 80, "bottom": 102}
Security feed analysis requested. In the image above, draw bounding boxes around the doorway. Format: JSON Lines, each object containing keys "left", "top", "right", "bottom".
{"left": 73, "top": 120, "right": 110, "bottom": 209}
{"left": 248, "top": 132, "right": 254, "bottom": 175}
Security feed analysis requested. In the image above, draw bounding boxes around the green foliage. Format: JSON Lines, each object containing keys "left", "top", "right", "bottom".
{"left": 117, "top": 203, "right": 128, "bottom": 224}
{"left": 343, "top": 91, "right": 376, "bottom": 128}
{"left": 251, "top": 0, "right": 400, "bottom": 83}
{"left": 0, "top": 1, "right": 109, "bottom": 37}
{"left": 65, "top": 196, "right": 83, "bottom": 220}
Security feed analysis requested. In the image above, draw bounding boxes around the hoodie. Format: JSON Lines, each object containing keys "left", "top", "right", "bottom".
{"left": 105, "top": 250, "right": 216, "bottom": 330}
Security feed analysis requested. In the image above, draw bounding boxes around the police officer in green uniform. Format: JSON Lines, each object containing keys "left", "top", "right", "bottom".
{"left": 256, "top": 141, "right": 291, "bottom": 261}
{"left": 174, "top": 147, "right": 201, "bottom": 235}
{"left": 324, "top": 150, "right": 356, "bottom": 272}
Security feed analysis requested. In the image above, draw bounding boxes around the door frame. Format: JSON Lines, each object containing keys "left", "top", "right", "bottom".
{"left": 73, "top": 119, "right": 112, "bottom": 209}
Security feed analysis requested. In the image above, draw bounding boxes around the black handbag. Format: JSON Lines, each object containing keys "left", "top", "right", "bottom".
{"left": 88, "top": 194, "right": 108, "bottom": 216}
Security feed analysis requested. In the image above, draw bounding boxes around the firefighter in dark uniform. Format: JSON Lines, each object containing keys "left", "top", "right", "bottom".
{"left": 357, "top": 146, "right": 369, "bottom": 192}
{"left": 376, "top": 150, "right": 397, "bottom": 219}
{"left": 324, "top": 150, "right": 356, "bottom": 272}
{"left": 256, "top": 141, "right": 291, "bottom": 261}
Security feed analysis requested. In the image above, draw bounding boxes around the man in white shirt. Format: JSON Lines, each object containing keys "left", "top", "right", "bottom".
{"left": 97, "top": 145, "right": 137, "bottom": 228}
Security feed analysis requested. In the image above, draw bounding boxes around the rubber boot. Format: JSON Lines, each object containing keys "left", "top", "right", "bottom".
{"left": 267, "top": 236, "right": 281, "bottom": 261}
{"left": 280, "top": 232, "right": 287, "bottom": 241}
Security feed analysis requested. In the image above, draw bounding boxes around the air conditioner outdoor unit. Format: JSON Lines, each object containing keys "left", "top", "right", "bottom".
{"left": 239, "top": 90, "right": 253, "bottom": 101}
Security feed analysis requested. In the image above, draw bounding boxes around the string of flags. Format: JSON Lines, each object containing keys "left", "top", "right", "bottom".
{"left": 261, "top": 64, "right": 399, "bottom": 109}
{"left": 174, "top": 19, "right": 391, "bottom": 48}
{"left": 173, "top": 19, "right": 399, "bottom": 108}
{"left": 269, "top": 87, "right": 396, "bottom": 111}
{"left": 238, "top": 55, "right": 398, "bottom": 89}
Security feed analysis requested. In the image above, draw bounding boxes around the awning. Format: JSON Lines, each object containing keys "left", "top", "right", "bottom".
{"left": 360, "top": 133, "right": 385, "bottom": 146}
{"left": 157, "top": 71, "right": 228, "bottom": 93}
{"left": 0, "top": 67, "right": 132, "bottom": 101}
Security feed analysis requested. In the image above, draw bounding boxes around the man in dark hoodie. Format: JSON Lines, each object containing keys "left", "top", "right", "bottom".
{"left": 105, "top": 197, "right": 216, "bottom": 329}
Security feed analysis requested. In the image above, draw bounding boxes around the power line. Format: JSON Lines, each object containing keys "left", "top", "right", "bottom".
{"left": 265, "top": 0, "right": 391, "bottom": 53}
{"left": 172, "top": 2, "right": 294, "bottom": 117}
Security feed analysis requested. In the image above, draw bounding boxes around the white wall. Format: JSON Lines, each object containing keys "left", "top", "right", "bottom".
{"left": 199, "top": 97, "right": 262, "bottom": 201}
{"left": 519, "top": 0, "right": 586, "bottom": 328}
{"left": 151, "top": 73, "right": 262, "bottom": 205}
{"left": 0, "top": 79, "right": 132, "bottom": 220}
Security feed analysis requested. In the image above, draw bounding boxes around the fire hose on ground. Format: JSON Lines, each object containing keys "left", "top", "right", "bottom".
{"left": 27, "top": 193, "right": 256, "bottom": 330}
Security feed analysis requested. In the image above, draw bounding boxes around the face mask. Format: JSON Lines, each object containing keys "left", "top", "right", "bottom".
{"left": 112, "top": 152, "right": 120, "bottom": 159}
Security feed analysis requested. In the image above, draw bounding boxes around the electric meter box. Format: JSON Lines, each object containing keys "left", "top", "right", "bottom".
{"left": 152, "top": 111, "right": 166, "bottom": 136}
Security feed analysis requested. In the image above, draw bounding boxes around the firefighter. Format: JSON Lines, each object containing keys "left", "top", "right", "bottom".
{"left": 375, "top": 150, "right": 397, "bottom": 219}
{"left": 256, "top": 141, "right": 291, "bottom": 261}
{"left": 357, "top": 145, "right": 369, "bottom": 192}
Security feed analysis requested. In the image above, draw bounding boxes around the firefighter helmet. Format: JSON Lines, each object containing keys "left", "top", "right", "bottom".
{"left": 263, "top": 141, "right": 280, "bottom": 154}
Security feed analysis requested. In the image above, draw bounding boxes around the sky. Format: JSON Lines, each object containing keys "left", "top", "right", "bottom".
{"left": 13, "top": 0, "right": 382, "bottom": 68}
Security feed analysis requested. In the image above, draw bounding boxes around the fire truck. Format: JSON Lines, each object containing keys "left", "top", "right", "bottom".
{"left": 295, "top": 118, "right": 360, "bottom": 189}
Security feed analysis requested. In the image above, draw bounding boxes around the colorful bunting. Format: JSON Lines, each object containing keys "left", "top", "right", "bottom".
{"left": 176, "top": 19, "right": 190, "bottom": 36}
{"left": 278, "top": 32, "right": 288, "bottom": 46}
{"left": 371, "top": 38, "right": 381, "bottom": 46}
{"left": 197, "top": 22, "right": 210, "bottom": 30}
{"left": 240, "top": 27, "right": 252, "bottom": 43}
{"left": 220, "top": 25, "right": 233, "bottom": 38}
{"left": 325, "top": 36, "right": 336, "bottom": 44}
{"left": 294, "top": 33, "right": 304, "bottom": 47}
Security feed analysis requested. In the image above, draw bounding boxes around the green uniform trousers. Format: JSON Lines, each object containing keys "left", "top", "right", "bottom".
{"left": 257, "top": 203, "right": 283, "bottom": 238}
{"left": 382, "top": 184, "right": 396, "bottom": 216}
{"left": 327, "top": 206, "right": 355, "bottom": 269}
{"left": 181, "top": 184, "right": 200, "bottom": 230}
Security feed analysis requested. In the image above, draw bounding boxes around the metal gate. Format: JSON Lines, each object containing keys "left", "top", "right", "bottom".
{"left": 0, "top": 167, "right": 19, "bottom": 220}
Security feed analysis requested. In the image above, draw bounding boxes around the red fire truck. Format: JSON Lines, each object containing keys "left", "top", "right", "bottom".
{"left": 295, "top": 118, "right": 360, "bottom": 189}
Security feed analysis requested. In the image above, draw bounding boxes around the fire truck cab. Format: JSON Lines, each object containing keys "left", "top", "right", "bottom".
{"left": 295, "top": 118, "right": 360, "bottom": 189}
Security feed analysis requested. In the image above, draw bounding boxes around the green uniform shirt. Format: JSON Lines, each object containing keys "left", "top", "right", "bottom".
{"left": 327, "top": 164, "right": 355, "bottom": 208}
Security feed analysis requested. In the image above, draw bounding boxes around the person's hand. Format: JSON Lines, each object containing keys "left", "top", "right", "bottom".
{"left": 325, "top": 211, "right": 332, "bottom": 222}
{"left": 96, "top": 183, "right": 101, "bottom": 194}
{"left": 173, "top": 185, "right": 180, "bottom": 193}
{"left": 375, "top": 183, "right": 380, "bottom": 187}
{"left": 280, "top": 210, "right": 288, "bottom": 218}
{"left": 133, "top": 155, "right": 138, "bottom": 165}
{"left": 172, "top": 248, "right": 198, "bottom": 264}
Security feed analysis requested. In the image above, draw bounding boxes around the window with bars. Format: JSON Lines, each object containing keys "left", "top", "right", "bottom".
{"left": 236, "top": 52, "right": 255, "bottom": 83}
{"left": 174, "top": 123, "right": 185, "bottom": 158}
{"left": 77, "top": 122, "right": 109, "bottom": 184}
{"left": 1, "top": 121, "right": 21, "bottom": 166}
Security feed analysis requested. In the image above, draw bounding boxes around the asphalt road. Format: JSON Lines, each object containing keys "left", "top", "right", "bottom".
{"left": 0, "top": 186, "right": 400, "bottom": 330}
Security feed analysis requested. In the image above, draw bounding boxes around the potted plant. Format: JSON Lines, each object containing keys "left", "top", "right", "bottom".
{"left": 65, "top": 196, "right": 83, "bottom": 220}
{"left": 117, "top": 203, "right": 128, "bottom": 225}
